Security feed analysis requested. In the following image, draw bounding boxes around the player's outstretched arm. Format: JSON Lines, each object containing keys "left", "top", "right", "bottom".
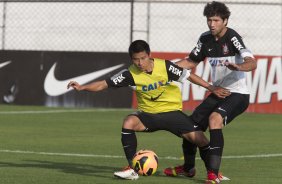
{"left": 67, "top": 80, "right": 108, "bottom": 92}
{"left": 175, "top": 58, "right": 198, "bottom": 69}
{"left": 225, "top": 57, "right": 257, "bottom": 71}
{"left": 187, "top": 74, "right": 231, "bottom": 98}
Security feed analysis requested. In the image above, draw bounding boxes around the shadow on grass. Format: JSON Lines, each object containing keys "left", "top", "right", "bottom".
{"left": 0, "top": 160, "right": 118, "bottom": 179}
{"left": 0, "top": 161, "right": 206, "bottom": 183}
{"left": 154, "top": 171, "right": 206, "bottom": 183}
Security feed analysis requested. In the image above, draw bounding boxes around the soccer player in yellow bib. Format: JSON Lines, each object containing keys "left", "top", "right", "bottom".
{"left": 67, "top": 40, "right": 230, "bottom": 180}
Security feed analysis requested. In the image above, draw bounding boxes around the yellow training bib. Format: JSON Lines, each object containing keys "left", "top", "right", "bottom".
{"left": 129, "top": 58, "right": 182, "bottom": 113}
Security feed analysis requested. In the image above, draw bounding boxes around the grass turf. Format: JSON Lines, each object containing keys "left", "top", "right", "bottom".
{"left": 0, "top": 104, "right": 282, "bottom": 184}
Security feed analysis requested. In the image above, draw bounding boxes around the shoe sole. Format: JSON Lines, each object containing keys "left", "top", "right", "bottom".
{"left": 220, "top": 175, "right": 230, "bottom": 181}
{"left": 114, "top": 174, "right": 139, "bottom": 180}
{"left": 164, "top": 174, "right": 195, "bottom": 178}
{"left": 205, "top": 181, "right": 219, "bottom": 184}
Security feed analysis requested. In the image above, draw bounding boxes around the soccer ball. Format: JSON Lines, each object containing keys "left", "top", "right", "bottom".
{"left": 132, "top": 149, "right": 158, "bottom": 176}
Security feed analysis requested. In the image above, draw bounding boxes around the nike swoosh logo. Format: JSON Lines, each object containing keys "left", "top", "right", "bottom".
{"left": 44, "top": 62, "right": 124, "bottom": 96}
{"left": 218, "top": 107, "right": 226, "bottom": 112}
{"left": 121, "top": 132, "right": 133, "bottom": 135}
{"left": 210, "top": 146, "right": 221, "bottom": 150}
{"left": 150, "top": 90, "right": 165, "bottom": 101}
{"left": 0, "top": 61, "right": 12, "bottom": 69}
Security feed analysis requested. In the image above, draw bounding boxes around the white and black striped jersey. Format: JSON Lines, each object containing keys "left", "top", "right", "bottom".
{"left": 189, "top": 27, "right": 254, "bottom": 94}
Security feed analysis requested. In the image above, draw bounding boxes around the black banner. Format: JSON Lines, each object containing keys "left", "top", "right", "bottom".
{"left": 0, "top": 50, "right": 132, "bottom": 108}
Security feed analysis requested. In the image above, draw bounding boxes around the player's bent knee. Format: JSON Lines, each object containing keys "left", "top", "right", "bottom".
{"left": 183, "top": 131, "right": 209, "bottom": 147}
{"left": 122, "top": 115, "right": 144, "bottom": 131}
{"left": 182, "top": 132, "right": 195, "bottom": 144}
{"left": 209, "top": 112, "right": 223, "bottom": 129}
{"left": 122, "top": 116, "right": 136, "bottom": 129}
{"left": 195, "top": 131, "right": 209, "bottom": 146}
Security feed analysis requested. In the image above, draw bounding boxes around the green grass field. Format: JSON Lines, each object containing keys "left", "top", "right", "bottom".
{"left": 0, "top": 104, "right": 282, "bottom": 184}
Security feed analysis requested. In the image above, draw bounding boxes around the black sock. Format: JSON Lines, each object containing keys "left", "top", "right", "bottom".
{"left": 208, "top": 129, "right": 224, "bottom": 176}
{"left": 182, "top": 138, "right": 197, "bottom": 171}
{"left": 121, "top": 128, "right": 137, "bottom": 167}
{"left": 199, "top": 144, "right": 210, "bottom": 170}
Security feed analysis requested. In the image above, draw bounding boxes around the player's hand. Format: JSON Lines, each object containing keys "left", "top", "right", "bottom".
{"left": 208, "top": 85, "right": 231, "bottom": 98}
{"left": 67, "top": 81, "right": 83, "bottom": 91}
{"left": 225, "top": 62, "right": 240, "bottom": 71}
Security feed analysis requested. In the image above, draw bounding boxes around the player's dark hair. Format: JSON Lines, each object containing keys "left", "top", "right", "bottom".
{"left": 128, "top": 40, "right": 150, "bottom": 58}
{"left": 203, "top": 1, "right": 231, "bottom": 20}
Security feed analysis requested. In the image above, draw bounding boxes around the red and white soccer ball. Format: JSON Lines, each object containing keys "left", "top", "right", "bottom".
{"left": 132, "top": 149, "right": 158, "bottom": 176}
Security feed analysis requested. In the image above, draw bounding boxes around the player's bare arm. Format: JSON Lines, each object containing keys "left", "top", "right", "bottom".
{"left": 225, "top": 57, "right": 257, "bottom": 71}
{"left": 168, "top": 59, "right": 231, "bottom": 98}
{"left": 187, "top": 73, "right": 231, "bottom": 98}
{"left": 176, "top": 58, "right": 198, "bottom": 69}
{"left": 67, "top": 80, "right": 108, "bottom": 92}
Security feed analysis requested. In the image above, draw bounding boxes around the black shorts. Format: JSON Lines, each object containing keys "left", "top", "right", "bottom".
{"left": 191, "top": 93, "right": 250, "bottom": 131}
{"left": 131, "top": 110, "right": 195, "bottom": 137}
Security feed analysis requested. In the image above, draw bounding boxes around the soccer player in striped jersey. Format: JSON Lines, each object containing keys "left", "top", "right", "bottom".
{"left": 67, "top": 40, "right": 230, "bottom": 180}
{"left": 163, "top": 1, "right": 257, "bottom": 183}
